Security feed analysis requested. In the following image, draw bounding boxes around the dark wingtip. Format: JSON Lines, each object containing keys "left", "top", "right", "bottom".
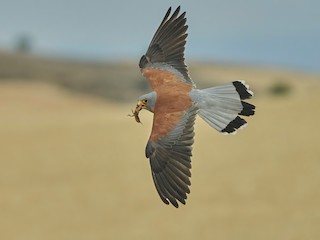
{"left": 171, "top": 200, "right": 179, "bottom": 208}
{"left": 172, "top": 198, "right": 187, "bottom": 208}
{"left": 163, "top": 199, "right": 170, "bottom": 205}
{"left": 170, "top": 6, "right": 181, "bottom": 21}
{"left": 166, "top": 7, "right": 172, "bottom": 17}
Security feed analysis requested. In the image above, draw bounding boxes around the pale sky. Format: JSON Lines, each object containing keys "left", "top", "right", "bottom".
{"left": 1, "top": 0, "right": 319, "bottom": 72}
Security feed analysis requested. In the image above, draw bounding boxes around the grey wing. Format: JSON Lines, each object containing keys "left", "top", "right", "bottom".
{"left": 145, "top": 106, "right": 198, "bottom": 208}
{"left": 139, "top": 6, "right": 195, "bottom": 87}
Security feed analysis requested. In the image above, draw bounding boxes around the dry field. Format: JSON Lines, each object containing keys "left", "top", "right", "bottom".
{"left": 0, "top": 66, "right": 320, "bottom": 239}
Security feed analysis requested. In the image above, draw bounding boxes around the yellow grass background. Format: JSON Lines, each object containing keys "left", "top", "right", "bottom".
{"left": 1, "top": 66, "right": 320, "bottom": 239}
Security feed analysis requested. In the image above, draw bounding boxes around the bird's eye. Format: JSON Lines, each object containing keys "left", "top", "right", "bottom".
{"left": 143, "top": 99, "right": 148, "bottom": 103}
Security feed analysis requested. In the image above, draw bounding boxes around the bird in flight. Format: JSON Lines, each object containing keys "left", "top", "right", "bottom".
{"left": 129, "top": 6, "right": 255, "bottom": 208}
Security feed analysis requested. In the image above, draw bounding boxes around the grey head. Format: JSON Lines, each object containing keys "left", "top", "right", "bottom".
{"left": 137, "top": 91, "right": 157, "bottom": 113}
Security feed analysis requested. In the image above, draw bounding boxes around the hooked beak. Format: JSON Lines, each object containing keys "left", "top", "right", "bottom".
{"left": 136, "top": 100, "right": 146, "bottom": 111}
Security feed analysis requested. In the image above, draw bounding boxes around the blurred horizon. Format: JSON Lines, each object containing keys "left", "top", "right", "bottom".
{"left": 1, "top": 0, "right": 319, "bottom": 73}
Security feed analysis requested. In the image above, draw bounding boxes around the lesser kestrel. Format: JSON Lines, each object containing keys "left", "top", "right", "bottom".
{"left": 131, "top": 6, "right": 255, "bottom": 208}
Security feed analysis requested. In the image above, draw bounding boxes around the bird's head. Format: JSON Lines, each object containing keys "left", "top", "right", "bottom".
{"left": 128, "top": 92, "right": 156, "bottom": 123}
{"left": 137, "top": 91, "right": 156, "bottom": 113}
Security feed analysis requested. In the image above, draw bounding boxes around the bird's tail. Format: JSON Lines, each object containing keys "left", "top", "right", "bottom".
{"left": 195, "top": 81, "right": 255, "bottom": 134}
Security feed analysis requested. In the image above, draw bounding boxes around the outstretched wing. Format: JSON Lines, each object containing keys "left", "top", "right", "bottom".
{"left": 145, "top": 106, "right": 198, "bottom": 208}
{"left": 140, "top": 6, "right": 198, "bottom": 207}
{"left": 139, "top": 6, "right": 195, "bottom": 88}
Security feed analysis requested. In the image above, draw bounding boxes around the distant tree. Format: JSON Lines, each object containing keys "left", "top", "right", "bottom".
{"left": 269, "top": 81, "right": 291, "bottom": 96}
{"left": 14, "top": 34, "right": 33, "bottom": 54}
